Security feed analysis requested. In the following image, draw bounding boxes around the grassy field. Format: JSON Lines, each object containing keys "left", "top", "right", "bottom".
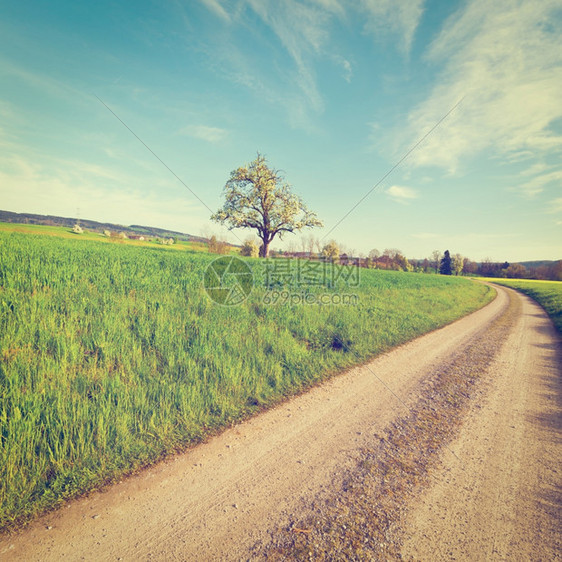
{"left": 0, "top": 229, "right": 494, "bottom": 530}
{"left": 0, "top": 221, "right": 210, "bottom": 252}
{"left": 486, "top": 278, "right": 562, "bottom": 333}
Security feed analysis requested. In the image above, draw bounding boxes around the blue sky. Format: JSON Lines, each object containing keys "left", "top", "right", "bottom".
{"left": 1, "top": 0, "right": 561, "bottom": 261}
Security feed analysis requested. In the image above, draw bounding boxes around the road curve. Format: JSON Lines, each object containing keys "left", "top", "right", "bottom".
{"left": 401, "top": 285, "right": 561, "bottom": 560}
{"left": 0, "top": 285, "right": 559, "bottom": 560}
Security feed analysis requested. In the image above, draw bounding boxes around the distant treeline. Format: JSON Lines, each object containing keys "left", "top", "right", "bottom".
{"left": 383, "top": 256, "right": 561, "bottom": 281}
{"left": 468, "top": 259, "right": 562, "bottom": 281}
{"left": 277, "top": 247, "right": 562, "bottom": 281}
{"left": 398, "top": 255, "right": 562, "bottom": 280}
{"left": 0, "top": 210, "right": 207, "bottom": 244}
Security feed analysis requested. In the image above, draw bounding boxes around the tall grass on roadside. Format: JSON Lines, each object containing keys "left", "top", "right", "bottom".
{"left": 487, "top": 278, "right": 562, "bottom": 333}
{"left": 0, "top": 232, "right": 494, "bottom": 530}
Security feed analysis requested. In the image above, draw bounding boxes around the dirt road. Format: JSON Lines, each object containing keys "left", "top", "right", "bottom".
{"left": 401, "top": 286, "right": 561, "bottom": 560}
{"left": 1, "top": 285, "right": 560, "bottom": 560}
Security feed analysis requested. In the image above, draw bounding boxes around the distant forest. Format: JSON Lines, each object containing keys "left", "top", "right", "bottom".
{"left": 457, "top": 258, "right": 562, "bottom": 281}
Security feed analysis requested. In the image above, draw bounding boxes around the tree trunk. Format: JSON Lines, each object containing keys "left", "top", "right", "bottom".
{"left": 260, "top": 239, "right": 270, "bottom": 258}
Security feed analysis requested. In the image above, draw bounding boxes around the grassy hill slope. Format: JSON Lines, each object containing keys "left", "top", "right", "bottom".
{"left": 0, "top": 230, "right": 494, "bottom": 529}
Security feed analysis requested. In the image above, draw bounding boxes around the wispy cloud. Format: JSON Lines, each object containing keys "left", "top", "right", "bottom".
{"left": 243, "top": 0, "right": 333, "bottom": 114}
{"left": 195, "top": 0, "right": 337, "bottom": 129}
{"left": 342, "top": 59, "right": 352, "bottom": 82}
{"left": 180, "top": 124, "right": 228, "bottom": 143}
{"left": 386, "top": 184, "right": 418, "bottom": 203}
{"left": 520, "top": 162, "right": 550, "bottom": 177}
{"left": 199, "top": 0, "right": 230, "bottom": 22}
{"left": 0, "top": 56, "right": 87, "bottom": 105}
{"left": 334, "top": 56, "right": 353, "bottom": 82}
{"left": 309, "top": 0, "right": 345, "bottom": 16}
{"left": 400, "top": 0, "right": 562, "bottom": 173}
{"left": 196, "top": 0, "right": 420, "bottom": 129}
{"left": 360, "top": 0, "right": 425, "bottom": 53}
{"left": 520, "top": 169, "right": 562, "bottom": 197}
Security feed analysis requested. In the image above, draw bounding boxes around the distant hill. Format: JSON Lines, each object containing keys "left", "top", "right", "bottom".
{"left": 0, "top": 210, "right": 208, "bottom": 244}
{"left": 519, "top": 260, "right": 559, "bottom": 269}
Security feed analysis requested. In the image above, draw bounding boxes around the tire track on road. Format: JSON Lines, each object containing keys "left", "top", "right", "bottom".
{"left": 256, "top": 286, "right": 520, "bottom": 559}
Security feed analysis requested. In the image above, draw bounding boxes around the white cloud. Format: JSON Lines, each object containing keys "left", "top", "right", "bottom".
{"left": 217, "top": 45, "right": 319, "bottom": 131}
{"left": 520, "top": 169, "right": 562, "bottom": 197}
{"left": 325, "top": 54, "right": 353, "bottom": 83}
{"left": 386, "top": 184, "right": 418, "bottom": 203}
{"left": 401, "top": 0, "right": 562, "bottom": 173}
{"left": 337, "top": 57, "right": 353, "bottom": 83}
{"left": 199, "top": 0, "right": 230, "bottom": 22}
{"left": 197, "top": 1, "right": 421, "bottom": 129}
{"left": 180, "top": 125, "right": 228, "bottom": 143}
{"left": 243, "top": 0, "right": 332, "bottom": 114}
{"left": 520, "top": 162, "right": 550, "bottom": 177}
{"left": 309, "top": 0, "right": 345, "bottom": 16}
{"left": 360, "top": 0, "right": 425, "bottom": 53}
{"left": 199, "top": 0, "right": 338, "bottom": 130}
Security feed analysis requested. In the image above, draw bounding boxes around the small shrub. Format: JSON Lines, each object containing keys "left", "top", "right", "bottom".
{"left": 240, "top": 239, "right": 259, "bottom": 258}
{"left": 208, "top": 235, "right": 228, "bottom": 254}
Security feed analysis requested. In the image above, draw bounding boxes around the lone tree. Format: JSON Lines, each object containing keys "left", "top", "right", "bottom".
{"left": 211, "top": 153, "right": 323, "bottom": 257}
{"left": 439, "top": 250, "right": 452, "bottom": 275}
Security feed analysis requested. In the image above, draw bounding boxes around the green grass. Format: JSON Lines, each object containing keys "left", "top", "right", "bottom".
{"left": 0, "top": 231, "right": 494, "bottom": 530}
{"left": 486, "top": 278, "right": 562, "bottom": 333}
{"left": 0, "top": 221, "right": 211, "bottom": 252}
